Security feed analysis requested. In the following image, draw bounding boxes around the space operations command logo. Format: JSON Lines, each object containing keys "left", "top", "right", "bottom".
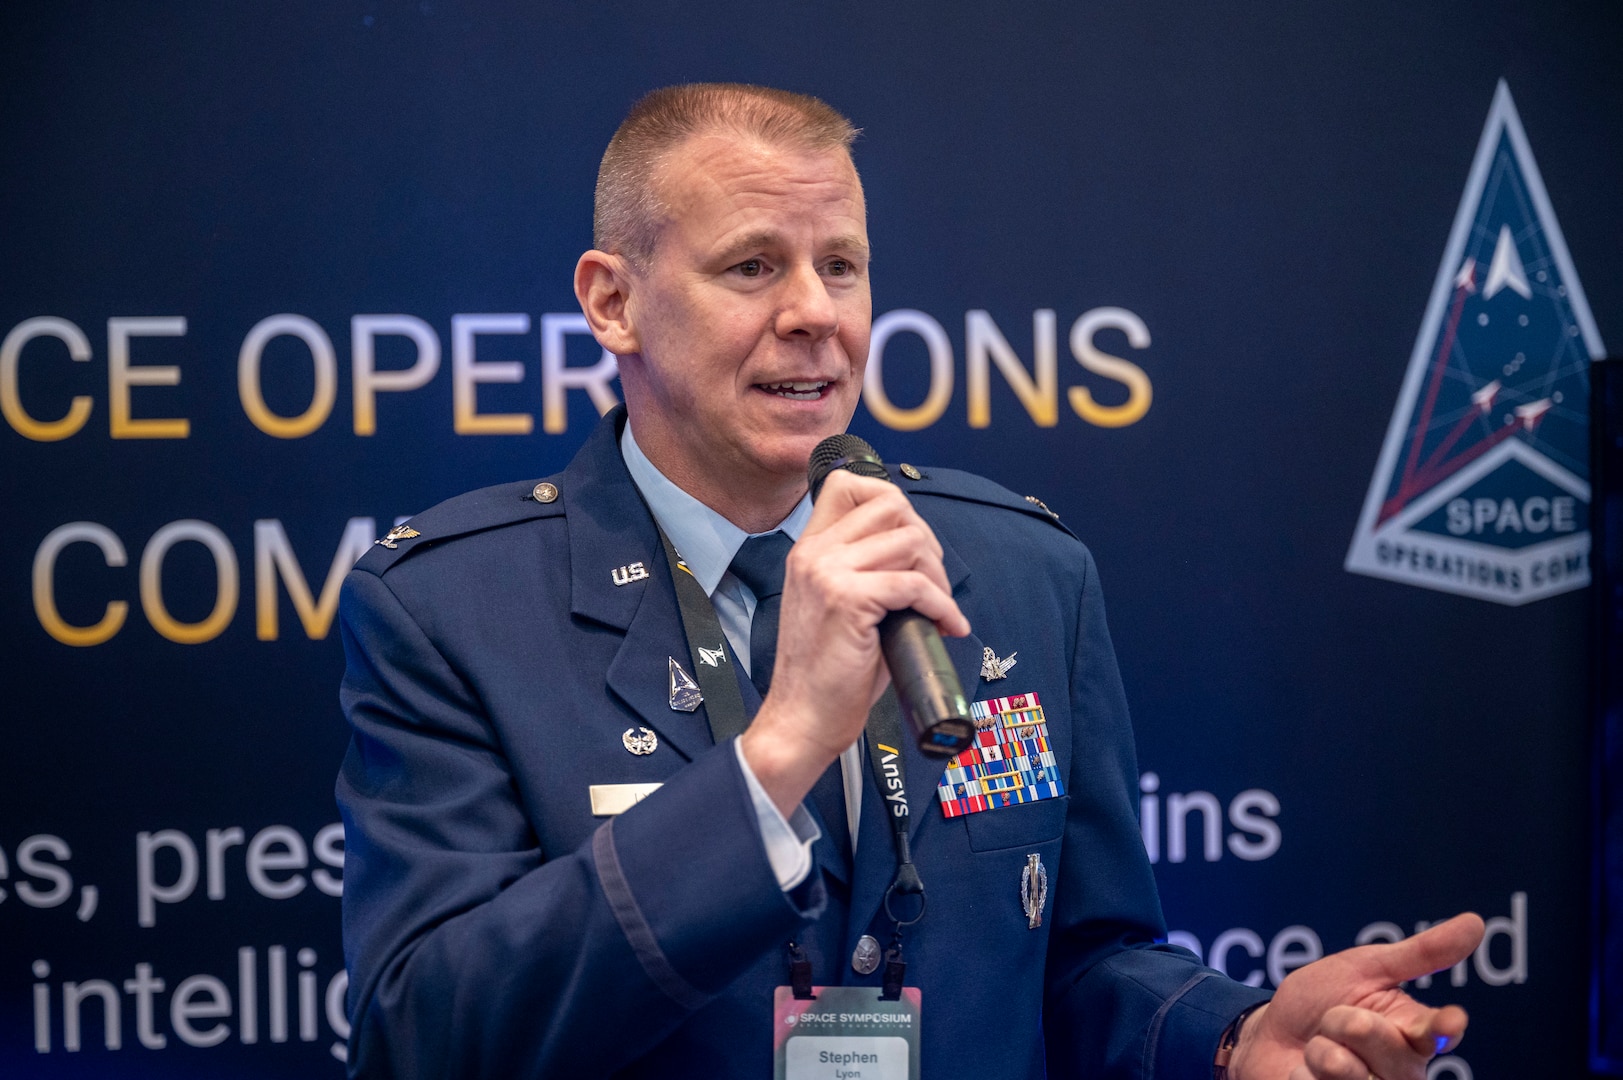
{"left": 1346, "top": 81, "right": 1607, "bottom": 605}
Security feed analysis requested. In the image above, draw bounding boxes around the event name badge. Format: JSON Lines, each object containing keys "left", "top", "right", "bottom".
{"left": 773, "top": 986, "right": 922, "bottom": 1080}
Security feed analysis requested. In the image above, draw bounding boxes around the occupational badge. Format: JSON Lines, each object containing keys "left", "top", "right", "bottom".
{"left": 668, "top": 657, "right": 702, "bottom": 713}
{"left": 980, "top": 646, "right": 1017, "bottom": 681}
{"left": 622, "top": 726, "right": 658, "bottom": 756}
{"left": 1020, "top": 853, "right": 1048, "bottom": 929}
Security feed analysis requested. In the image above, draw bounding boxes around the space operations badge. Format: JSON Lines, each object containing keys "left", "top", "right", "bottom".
{"left": 936, "top": 692, "right": 1064, "bottom": 818}
{"left": 1345, "top": 80, "right": 1606, "bottom": 605}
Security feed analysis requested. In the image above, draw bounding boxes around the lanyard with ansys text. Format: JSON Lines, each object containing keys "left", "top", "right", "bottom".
{"left": 655, "top": 528, "right": 925, "bottom": 1000}
{"left": 862, "top": 688, "right": 925, "bottom": 1000}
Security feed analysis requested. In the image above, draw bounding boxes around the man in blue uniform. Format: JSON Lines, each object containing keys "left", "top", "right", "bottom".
{"left": 337, "top": 83, "right": 1483, "bottom": 1078}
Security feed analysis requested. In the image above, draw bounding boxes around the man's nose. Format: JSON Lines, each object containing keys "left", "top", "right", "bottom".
{"left": 774, "top": 262, "right": 839, "bottom": 341}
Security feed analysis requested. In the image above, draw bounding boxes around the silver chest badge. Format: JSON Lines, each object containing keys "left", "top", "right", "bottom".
{"left": 1020, "top": 853, "right": 1048, "bottom": 929}
{"left": 668, "top": 657, "right": 702, "bottom": 713}
{"left": 622, "top": 727, "right": 658, "bottom": 756}
{"left": 981, "top": 647, "right": 1018, "bottom": 681}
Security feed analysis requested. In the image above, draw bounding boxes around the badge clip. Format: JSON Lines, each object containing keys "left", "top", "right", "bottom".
{"left": 880, "top": 934, "right": 906, "bottom": 1001}
{"left": 787, "top": 941, "right": 816, "bottom": 1000}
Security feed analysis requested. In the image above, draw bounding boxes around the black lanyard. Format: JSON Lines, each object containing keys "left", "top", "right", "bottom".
{"left": 655, "top": 528, "right": 925, "bottom": 999}
{"left": 861, "top": 689, "right": 925, "bottom": 999}
{"left": 657, "top": 529, "right": 750, "bottom": 743}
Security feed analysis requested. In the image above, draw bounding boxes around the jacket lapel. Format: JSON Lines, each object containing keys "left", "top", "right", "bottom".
{"left": 564, "top": 411, "right": 715, "bottom": 763}
{"left": 564, "top": 411, "right": 988, "bottom": 911}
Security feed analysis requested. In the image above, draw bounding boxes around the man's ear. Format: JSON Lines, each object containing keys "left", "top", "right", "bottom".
{"left": 575, "top": 250, "right": 639, "bottom": 356}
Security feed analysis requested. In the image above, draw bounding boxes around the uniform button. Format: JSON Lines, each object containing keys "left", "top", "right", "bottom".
{"left": 899, "top": 463, "right": 923, "bottom": 480}
{"left": 532, "top": 482, "right": 558, "bottom": 503}
{"left": 851, "top": 934, "right": 881, "bottom": 975}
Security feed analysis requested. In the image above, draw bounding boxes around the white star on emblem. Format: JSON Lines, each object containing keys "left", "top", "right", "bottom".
{"left": 1482, "top": 224, "right": 1531, "bottom": 300}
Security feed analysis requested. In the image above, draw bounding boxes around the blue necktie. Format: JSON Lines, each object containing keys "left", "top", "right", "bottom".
{"left": 728, "top": 531, "right": 796, "bottom": 697}
{"left": 729, "top": 531, "right": 848, "bottom": 847}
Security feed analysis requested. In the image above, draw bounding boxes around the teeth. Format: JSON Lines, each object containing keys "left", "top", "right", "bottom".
{"left": 759, "top": 381, "right": 828, "bottom": 400}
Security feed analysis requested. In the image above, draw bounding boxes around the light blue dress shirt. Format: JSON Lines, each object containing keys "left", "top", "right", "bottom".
{"left": 620, "top": 423, "right": 863, "bottom": 889}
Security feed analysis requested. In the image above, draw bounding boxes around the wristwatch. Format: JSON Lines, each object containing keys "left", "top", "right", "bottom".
{"left": 1213, "top": 1002, "right": 1264, "bottom": 1080}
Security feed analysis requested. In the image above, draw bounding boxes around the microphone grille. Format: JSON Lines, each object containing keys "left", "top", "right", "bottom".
{"left": 808, "top": 433, "right": 889, "bottom": 500}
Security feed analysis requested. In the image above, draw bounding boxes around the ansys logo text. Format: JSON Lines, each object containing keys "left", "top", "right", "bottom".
{"left": 1346, "top": 81, "right": 1606, "bottom": 605}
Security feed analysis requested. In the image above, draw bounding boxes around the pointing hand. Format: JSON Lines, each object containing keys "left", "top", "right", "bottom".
{"left": 1229, "top": 912, "right": 1485, "bottom": 1080}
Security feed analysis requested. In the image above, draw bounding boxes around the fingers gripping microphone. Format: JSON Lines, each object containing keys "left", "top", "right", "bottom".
{"left": 808, "top": 434, "right": 975, "bottom": 757}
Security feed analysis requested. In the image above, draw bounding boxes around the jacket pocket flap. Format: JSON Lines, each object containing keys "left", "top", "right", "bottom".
{"left": 963, "top": 796, "right": 1068, "bottom": 852}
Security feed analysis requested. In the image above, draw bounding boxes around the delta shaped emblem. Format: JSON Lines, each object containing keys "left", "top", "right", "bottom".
{"left": 1345, "top": 81, "right": 1606, "bottom": 605}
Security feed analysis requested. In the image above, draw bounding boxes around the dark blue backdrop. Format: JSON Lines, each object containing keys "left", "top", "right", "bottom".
{"left": 3, "top": 3, "right": 1620, "bottom": 1077}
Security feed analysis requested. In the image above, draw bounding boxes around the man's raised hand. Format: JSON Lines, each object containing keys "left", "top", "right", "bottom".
{"left": 1229, "top": 912, "right": 1485, "bottom": 1080}
{"left": 739, "top": 470, "right": 969, "bottom": 815}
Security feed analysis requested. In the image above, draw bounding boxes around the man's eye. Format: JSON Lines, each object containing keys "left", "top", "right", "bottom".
{"left": 826, "top": 259, "right": 850, "bottom": 276}
{"left": 736, "top": 259, "right": 763, "bottom": 277}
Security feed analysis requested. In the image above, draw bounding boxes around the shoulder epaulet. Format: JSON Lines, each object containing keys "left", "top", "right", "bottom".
{"left": 885, "top": 462, "right": 1078, "bottom": 541}
{"left": 354, "top": 477, "right": 566, "bottom": 575}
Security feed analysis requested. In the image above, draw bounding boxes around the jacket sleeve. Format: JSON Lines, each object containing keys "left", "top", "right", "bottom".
{"left": 1042, "top": 546, "right": 1271, "bottom": 1077}
{"left": 335, "top": 568, "right": 820, "bottom": 1078}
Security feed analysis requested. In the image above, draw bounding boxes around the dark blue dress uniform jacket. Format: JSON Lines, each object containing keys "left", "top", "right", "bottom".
{"left": 336, "top": 409, "right": 1268, "bottom": 1078}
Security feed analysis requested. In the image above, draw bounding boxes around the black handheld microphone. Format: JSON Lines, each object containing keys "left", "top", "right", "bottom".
{"left": 808, "top": 434, "right": 975, "bottom": 757}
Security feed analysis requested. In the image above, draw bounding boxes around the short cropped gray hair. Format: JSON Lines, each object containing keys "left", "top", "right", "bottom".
{"left": 594, "top": 83, "right": 859, "bottom": 269}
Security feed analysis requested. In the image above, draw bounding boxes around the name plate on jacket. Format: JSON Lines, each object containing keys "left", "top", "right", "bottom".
{"left": 589, "top": 783, "right": 663, "bottom": 816}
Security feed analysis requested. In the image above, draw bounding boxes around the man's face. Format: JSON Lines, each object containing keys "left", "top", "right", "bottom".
{"left": 621, "top": 133, "right": 871, "bottom": 499}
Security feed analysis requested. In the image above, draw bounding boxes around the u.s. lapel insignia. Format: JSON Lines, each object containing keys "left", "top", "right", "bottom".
{"left": 1020, "top": 853, "right": 1048, "bottom": 929}
{"left": 697, "top": 643, "right": 727, "bottom": 667}
{"left": 980, "top": 647, "right": 1017, "bottom": 681}
{"left": 374, "top": 524, "right": 420, "bottom": 549}
{"left": 622, "top": 726, "right": 659, "bottom": 755}
{"left": 668, "top": 657, "right": 702, "bottom": 713}
{"left": 611, "top": 561, "right": 650, "bottom": 587}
